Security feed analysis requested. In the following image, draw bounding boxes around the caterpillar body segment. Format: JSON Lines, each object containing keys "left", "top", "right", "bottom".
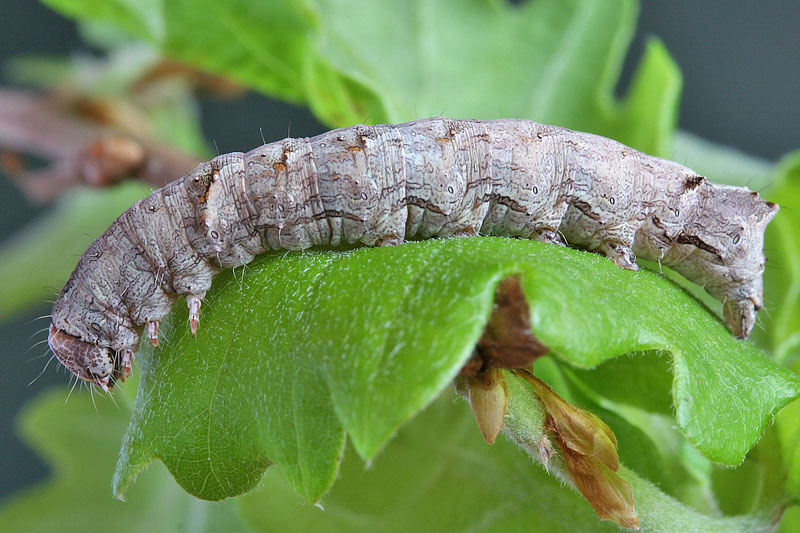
{"left": 47, "top": 117, "right": 778, "bottom": 388}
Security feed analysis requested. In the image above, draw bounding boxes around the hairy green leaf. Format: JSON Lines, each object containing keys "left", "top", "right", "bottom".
{"left": 114, "top": 238, "right": 800, "bottom": 501}
{"left": 625, "top": 152, "right": 800, "bottom": 521}
{"left": 239, "top": 391, "right": 624, "bottom": 532}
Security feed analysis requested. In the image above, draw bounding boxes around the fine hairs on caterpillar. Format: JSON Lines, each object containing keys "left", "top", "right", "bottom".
{"left": 47, "top": 117, "right": 778, "bottom": 390}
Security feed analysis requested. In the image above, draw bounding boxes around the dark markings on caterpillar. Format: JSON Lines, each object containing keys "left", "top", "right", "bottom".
{"left": 46, "top": 117, "right": 779, "bottom": 390}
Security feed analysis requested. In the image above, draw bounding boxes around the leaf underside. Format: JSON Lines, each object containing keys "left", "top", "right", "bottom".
{"left": 3, "top": 384, "right": 770, "bottom": 533}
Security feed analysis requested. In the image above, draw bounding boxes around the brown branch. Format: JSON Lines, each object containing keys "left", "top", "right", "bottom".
{"left": 0, "top": 88, "right": 201, "bottom": 202}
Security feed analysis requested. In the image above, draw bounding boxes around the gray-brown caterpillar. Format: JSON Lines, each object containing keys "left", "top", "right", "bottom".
{"left": 47, "top": 117, "right": 778, "bottom": 390}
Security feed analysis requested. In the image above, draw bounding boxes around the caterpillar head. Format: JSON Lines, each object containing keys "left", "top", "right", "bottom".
{"left": 48, "top": 324, "right": 117, "bottom": 391}
{"left": 672, "top": 182, "right": 779, "bottom": 338}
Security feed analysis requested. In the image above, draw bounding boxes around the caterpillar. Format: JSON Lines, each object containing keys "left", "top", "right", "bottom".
{"left": 47, "top": 117, "right": 778, "bottom": 390}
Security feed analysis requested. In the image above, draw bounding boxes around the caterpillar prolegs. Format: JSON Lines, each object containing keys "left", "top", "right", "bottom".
{"left": 47, "top": 117, "right": 778, "bottom": 390}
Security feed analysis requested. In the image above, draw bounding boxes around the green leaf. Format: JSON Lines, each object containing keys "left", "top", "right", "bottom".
{"left": 309, "top": 0, "right": 681, "bottom": 155}
{"left": 762, "top": 153, "right": 800, "bottom": 507}
{"left": 779, "top": 505, "right": 800, "bottom": 533}
{"left": 0, "top": 384, "right": 247, "bottom": 533}
{"left": 778, "top": 399, "right": 800, "bottom": 503}
{"left": 305, "top": 0, "right": 680, "bottom": 151}
{"left": 43, "top": 0, "right": 164, "bottom": 42}
{"left": 114, "top": 238, "right": 800, "bottom": 501}
{"left": 239, "top": 391, "right": 623, "bottom": 532}
{"left": 42, "top": 0, "right": 315, "bottom": 103}
{"left": 613, "top": 38, "right": 682, "bottom": 156}
{"left": 237, "top": 390, "right": 770, "bottom": 532}
{"left": 42, "top": 0, "right": 681, "bottom": 155}
{"left": 114, "top": 253, "right": 347, "bottom": 503}
{"left": 2, "top": 382, "right": 774, "bottom": 533}
{"left": 676, "top": 150, "right": 800, "bottom": 531}
{"left": 0, "top": 183, "right": 150, "bottom": 320}
{"left": 566, "top": 350, "right": 674, "bottom": 416}
{"left": 761, "top": 150, "right": 800, "bottom": 366}
{"left": 13, "top": 0, "right": 683, "bottom": 317}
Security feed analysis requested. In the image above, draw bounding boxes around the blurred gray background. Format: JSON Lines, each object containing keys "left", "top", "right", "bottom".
{"left": 0, "top": 0, "right": 798, "bottom": 500}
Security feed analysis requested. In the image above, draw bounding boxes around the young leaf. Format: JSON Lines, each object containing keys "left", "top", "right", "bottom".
{"left": 113, "top": 238, "right": 800, "bottom": 502}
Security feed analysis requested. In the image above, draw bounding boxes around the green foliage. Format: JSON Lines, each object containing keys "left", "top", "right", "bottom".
{"left": 1, "top": 0, "right": 798, "bottom": 531}
{"left": 762, "top": 151, "right": 800, "bottom": 365}
{"left": 0, "top": 385, "right": 769, "bottom": 533}
{"left": 3, "top": 0, "right": 680, "bottom": 318}
{"left": 0, "top": 385, "right": 248, "bottom": 533}
{"left": 115, "top": 238, "right": 799, "bottom": 502}
{"left": 768, "top": 152, "right": 800, "bottom": 504}
{"left": 41, "top": 0, "right": 679, "bottom": 155}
